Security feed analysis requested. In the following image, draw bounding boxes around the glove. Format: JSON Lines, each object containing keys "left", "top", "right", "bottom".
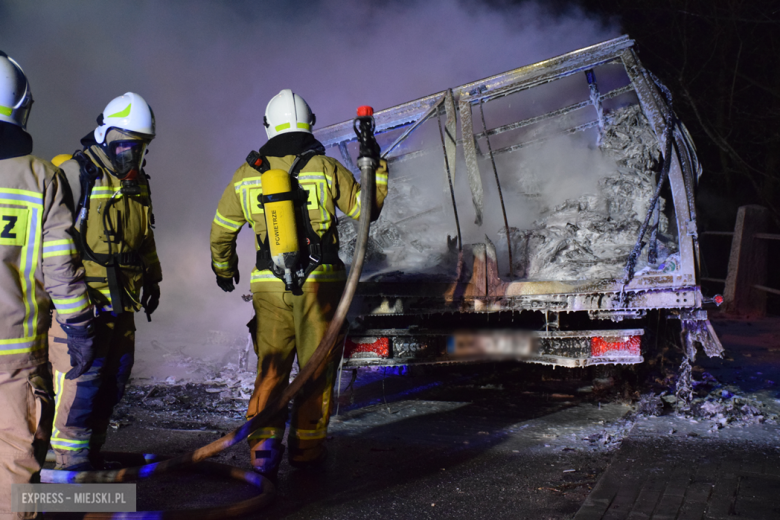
{"left": 62, "top": 323, "right": 96, "bottom": 380}
{"left": 216, "top": 270, "right": 240, "bottom": 292}
{"left": 141, "top": 282, "right": 161, "bottom": 315}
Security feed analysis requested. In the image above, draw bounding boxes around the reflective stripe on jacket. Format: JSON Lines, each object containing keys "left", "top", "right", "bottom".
{"left": 0, "top": 155, "right": 92, "bottom": 368}
{"left": 211, "top": 154, "right": 388, "bottom": 293}
{"left": 59, "top": 147, "right": 161, "bottom": 312}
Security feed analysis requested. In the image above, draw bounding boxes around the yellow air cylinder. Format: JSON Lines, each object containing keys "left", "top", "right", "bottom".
{"left": 260, "top": 169, "right": 300, "bottom": 287}
{"left": 51, "top": 154, "right": 73, "bottom": 167}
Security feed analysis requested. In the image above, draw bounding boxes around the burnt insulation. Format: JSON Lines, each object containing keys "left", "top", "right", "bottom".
{"left": 338, "top": 104, "right": 678, "bottom": 283}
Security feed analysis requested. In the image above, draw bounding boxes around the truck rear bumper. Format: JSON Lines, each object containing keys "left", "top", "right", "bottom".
{"left": 343, "top": 328, "right": 644, "bottom": 368}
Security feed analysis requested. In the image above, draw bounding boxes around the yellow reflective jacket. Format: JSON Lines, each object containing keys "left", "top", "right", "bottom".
{"left": 211, "top": 153, "right": 388, "bottom": 293}
{"left": 59, "top": 147, "right": 162, "bottom": 312}
{"left": 0, "top": 154, "right": 92, "bottom": 369}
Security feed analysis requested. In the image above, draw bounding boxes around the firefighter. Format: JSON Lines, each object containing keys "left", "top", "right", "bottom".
{"left": 210, "top": 89, "right": 388, "bottom": 478}
{"left": 48, "top": 92, "right": 162, "bottom": 470}
{"left": 0, "top": 51, "right": 94, "bottom": 519}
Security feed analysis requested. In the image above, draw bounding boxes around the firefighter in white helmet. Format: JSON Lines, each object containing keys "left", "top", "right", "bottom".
{"left": 210, "top": 89, "right": 388, "bottom": 479}
{"left": 48, "top": 93, "right": 162, "bottom": 470}
{"left": 0, "top": 50, "right": 94, "bottom": 519}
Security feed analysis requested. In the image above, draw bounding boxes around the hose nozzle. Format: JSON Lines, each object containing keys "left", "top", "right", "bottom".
{"left": 354, "top": 106, "right": 378, "bottom": 163}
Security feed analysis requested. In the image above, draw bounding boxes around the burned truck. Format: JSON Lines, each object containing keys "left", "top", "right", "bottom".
{"left": 315, "top": 36, "right": 722, "bottom": 369}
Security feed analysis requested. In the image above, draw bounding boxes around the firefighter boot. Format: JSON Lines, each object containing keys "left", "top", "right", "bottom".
{"left": 54, "top": 448, "right": 94, "bottom": 471}
{"left": 289, "top": 444, "right": 328, "bottom": 470}
{"left": 89, "top": 443, "right": 122, "bottom": 470}
{"left": 250, "top": 438, "right": 285, "bottom": 481}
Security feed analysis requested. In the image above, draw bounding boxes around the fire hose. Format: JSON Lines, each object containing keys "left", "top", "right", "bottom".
{"left": 40, "top": 106, "right": 381, "bottom": 519}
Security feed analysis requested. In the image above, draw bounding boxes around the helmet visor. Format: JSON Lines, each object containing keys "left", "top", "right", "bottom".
{"left": 107, "top": 140, "right": 148, "bottom": 177}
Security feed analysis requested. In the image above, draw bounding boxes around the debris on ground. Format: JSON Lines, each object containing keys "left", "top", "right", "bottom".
{"left": 628, "top": 370, "right": 779, "bottom": 433}
{"left": 635, "top": 392, "right": 664, "bottom": 416}
{"left": 686, "top": 387, "right": 778, "bottom": 430}
{"left": 581, "top": 416, "right": 636, "bottom": 451}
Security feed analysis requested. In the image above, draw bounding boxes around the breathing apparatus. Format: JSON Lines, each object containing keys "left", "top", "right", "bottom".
{"left": 71, "top": 150, "right": 145, "bottom": 314}
{"left": 66, "top": 93, "right": 157, "bottom": 313}
{"left": 247, "top": 149, "right": 338, "bottom": 294}
{"left": 247, "top": 102, "right": 381, "bottom": 294}
{"left": 246, "top": 90, "right": 326, "bottom": 293}
{"left": 259, "top": 168, "right": 302, "bottom": 290}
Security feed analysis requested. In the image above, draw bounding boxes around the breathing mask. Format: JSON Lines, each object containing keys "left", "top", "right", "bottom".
{"left": 104, "top": 138, "right": 148, "bottom": 180}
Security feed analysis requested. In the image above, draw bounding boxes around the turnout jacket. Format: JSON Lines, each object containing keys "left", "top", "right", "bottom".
{"left": 211, "top": 134, "right": 388, "bottom": 293}
{"left": 0, "top": 151, "right": 92, "bottom": 368}
{"left": 59, "top": 146, "right": 161, "bottom": 312}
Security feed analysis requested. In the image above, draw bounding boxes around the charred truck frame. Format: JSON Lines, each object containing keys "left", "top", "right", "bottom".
{"left": 316, "top": 36, "right": 723, "bottom": 369}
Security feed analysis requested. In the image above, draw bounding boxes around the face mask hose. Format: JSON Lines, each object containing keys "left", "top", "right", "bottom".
{"left": 40, "top": 107, "right": 380, "bottom": 519}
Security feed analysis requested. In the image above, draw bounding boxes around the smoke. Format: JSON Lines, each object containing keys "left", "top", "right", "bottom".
{"left": 0, "top": 0, "right": 618, "bottom": 379}
{"left": 488, "top": 131, "right": 618, "bottom": 227}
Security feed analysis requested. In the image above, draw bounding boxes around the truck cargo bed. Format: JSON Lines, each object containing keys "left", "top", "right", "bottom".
{"left": 315, "top": 36, "right": 722, "bottom": 367}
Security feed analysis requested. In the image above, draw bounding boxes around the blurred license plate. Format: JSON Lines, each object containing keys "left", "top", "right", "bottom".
{"left": 447, "top": 331, "right": 536, "bottom": 359}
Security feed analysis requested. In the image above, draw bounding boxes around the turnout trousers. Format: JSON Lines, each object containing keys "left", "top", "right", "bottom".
{"left": 247, "top": 283, "right": 344, "bottom": 471}
{"left": 48, "top": 311, "right": 135, "bottom": 468}
{"left": 0, "top": 364, "right": 49, "bottom": 520}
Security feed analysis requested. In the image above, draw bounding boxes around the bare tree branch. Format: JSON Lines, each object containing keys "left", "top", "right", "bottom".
{"left": 736, "top": 72, "right": 780, "bottom": 100}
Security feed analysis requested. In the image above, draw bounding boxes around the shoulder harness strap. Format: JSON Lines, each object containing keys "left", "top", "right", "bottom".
{"left": 73, "top": 151, "right": 101, "bottom": 218}
{"left": 246, "top": 151, "right": 273, "bottom": 272}
{"left": 291, "top": 151, "right": 341, "bottom": 273}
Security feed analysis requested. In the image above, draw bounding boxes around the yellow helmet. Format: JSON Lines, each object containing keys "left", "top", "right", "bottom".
{"left": 51, "top": 154, "right": 73, "bottom": 167}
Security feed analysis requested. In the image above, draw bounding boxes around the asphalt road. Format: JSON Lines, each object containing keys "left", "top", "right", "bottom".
{"left": 91, "top": 316, "right": 780, "bottom": 519}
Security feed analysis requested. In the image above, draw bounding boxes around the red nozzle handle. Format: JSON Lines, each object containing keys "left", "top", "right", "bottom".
{"left": 357, "top": 106, "right": 374, "bottom": 117}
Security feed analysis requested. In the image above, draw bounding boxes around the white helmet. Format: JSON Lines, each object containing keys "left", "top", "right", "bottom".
{"left": 263, "top": 89, "right": 316, "bottom": 139}
{"left": 94, "top": 92, "right": 155, "bottom": 144}
{"left": 0, "top": 51, "right": 33, "bottom": 130}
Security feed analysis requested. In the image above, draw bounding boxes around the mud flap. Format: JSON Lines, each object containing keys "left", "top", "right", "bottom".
{"left": 675, "top": 313, "right": 724, "bottom": 409}
{"left": 681, "top": 317, "right": 724, "bottom": 359}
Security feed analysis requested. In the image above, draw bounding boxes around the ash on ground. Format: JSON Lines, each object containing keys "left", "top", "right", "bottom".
{"left": 114, "top": 357, "right": 646, "bottom": 456}
{"left": 113, "top": 357, "right": 261, "bottom": 431}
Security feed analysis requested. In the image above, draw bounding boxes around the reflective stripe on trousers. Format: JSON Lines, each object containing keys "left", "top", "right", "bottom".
{"left": 48, "top": 312, "right": 135, "bottom": 453}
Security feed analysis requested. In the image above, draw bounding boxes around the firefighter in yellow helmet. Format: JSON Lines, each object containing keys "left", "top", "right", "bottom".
{"left": 211, "top": 89, "right": 388, "bottom": 479}
{"left": 47, "top": 93, "right": 162, "bottom": 470}
{"left": 0, "top": 51, "right": 94, "bottom": 519}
